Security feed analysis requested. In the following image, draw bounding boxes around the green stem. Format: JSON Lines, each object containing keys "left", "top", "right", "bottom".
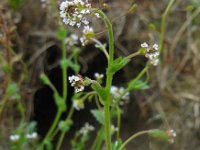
{"left": 159, "top": 0, "right": 174, "bottom": 54}
{"left": 116, "top": 66, "right": 148, "bottom": 104}
{"left": 104, "top": 103, "right": 111, "bottom": 150}
{"left": 55, "top": 92, "right": 95, "bottom": 149}
{"left": 118, "top": 130, "right": 153, "bottom": 150}
{"left": 62, "top": 41, "right": 68, "bottom": 103}
{"left": 92, "top": 9, "right": 114, "bottom": 150}
{"left": 39, "top": 40, "right": 68, "bottom": 149}
{"left": 39, "top": 110, "right": 62, "bottom": 149}
{"left": 116, "top": 106, "right": 121, "bottom": 140}
{"left": 55, "top": 131, "right": 65, "bottom": 150}
{"left": 125, "top": 51, "right": 140, "bottom": 60}
{"left": 92, "top": 9, "right": 114, "bottom": 65}
{"left": 91, "top": 127, "right": 104, "bottom": 150}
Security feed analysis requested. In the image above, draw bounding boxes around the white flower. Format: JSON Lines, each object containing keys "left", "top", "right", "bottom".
{"left": 110, "top": 86, "right": 130, "bottom": 106}
{"left": 68, "top": 75, "right": 84, "bottom": 93}
{"left": 10, "top": 134, "right": 20, "bottom": 142}
{"left": 26, "top": 132, "right": 38, "bottom": 139}
{"left": 152, "top": 44, "right": 158, "bottom": 50}
{"left": 80, "top": 25, "right": 94, "bottom": 46}
{"left": 64, "top": 34, "right": 79, "bottom": 46}
{"left": 79, "top": 123, "right": 95, "bottom": 135}
{"left": 94, "top": 13, "right": 100, "bottom": 18}
{"left": 94, "top": 73, "right": 104, "bottom": 79}
{"left": 111, "top": 125, "right": 118, "bottom": 132}
{"left": 141, "top": 42, "right": 148, "bottom": 48}
{"left": 141, "top": 42, "right": 160, "bottom": 66}
{"left": 59, "top": 0, "right": 91, "bottom": 28}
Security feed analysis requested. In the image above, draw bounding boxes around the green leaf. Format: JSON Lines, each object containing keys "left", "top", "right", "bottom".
{"left": 128, "top": 4, "right": 137, "bottom": 14}
{"left": 53, "top": 93, "right": 66, "bottom": 112}
{"left": 6, "top": 83, "right": 19, "bottom": 97}
{"left": 148, "top": 129, "right": 168, "bottom": 141}
{"left": 59, "top": 120, "right": 72, "bottom": 132}
{"left": 91, "top": 109, "right": 104, "bottom": 125}
{"left": 57, "top": 27, "right": 68, "bottom": 41}
{"left": 91, "top": 84, "right": 107, "bottom": 104}
{"left": 148, "top": 23, "right": 157, "bottom": 31}
{"left": 128, "top": 80, "right": 149, "bottom": 90}
{"left": 40, "top": 74, "right": 51, "bottom": 85}
{"left": 107, "top": 57, "right": 129, "bottom": 75}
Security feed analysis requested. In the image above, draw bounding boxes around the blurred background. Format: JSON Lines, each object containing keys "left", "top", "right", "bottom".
{"left": 0, "top": 0, "right": 200, "bottom": 149}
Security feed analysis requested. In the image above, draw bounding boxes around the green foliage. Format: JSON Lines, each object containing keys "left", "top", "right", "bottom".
{"left": 60, "top": 59, "right": 80, "bottom": 73}
{"left": 59, "top": 120, "right": 72, "bottom": 132}
{"left": 91, "top": 109, "right": 104, "bottom": 125}
{"left": 128, "top": 80, "right": 149, "bottom": 90}
{"left": 6, "top": 83, "right": 19, "bottom": 97}
{"left": 40, "top": 74, "right": 51, "bottom": 85}
{"left": 53, "top": 93, "right": 66, "bottom": 112}
{"left": 71, "top": 131, "right": 91, "bottom": 150}
{"left": 9, "top": 0, "right": 24, "bottom": 10}
{"left": 57, "top": 27, "right": 68, "bottom": 41}
{"left": 112, "top": 140, "right": 124, "bottom": 150}
{"left": 148, "top": 23, "right": 157, "bottom": 31}
{"left": 128, "top": 4, "right": 137, "bottom": 14}
{"left": 107, "top": 57, "right": 130, "bottom": 75}
{"left": 44, "top": 140, "right": 53, "bottom": 150}
{"left": 91, "top": 84, "right": 108, "bottom": 104}
{"left": 2, "top": 63, "right": 12, "bottom": 73}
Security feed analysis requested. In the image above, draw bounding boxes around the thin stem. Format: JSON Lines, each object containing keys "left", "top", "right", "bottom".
{"left": 116, "top": 106, "right": 121, "bottom": 140}
{"left": 92, "top": 38, "right": 109, "bottom": 60}
{"left": 118, "top": 130, "right": 154, "bottom": 150}
{"left": 91, "top": 127, "right": 104, "bottom": 150}
{"left": 39, "top": 110, "right": 62, "bottom": 149}
{"left": 125, "top": 51, "right": 140, "bottom": 60}
{"left": 56, "top": 131, "right": 65, "bottom": 150}
{"left": 62, "top": 41, "right": 68, "bottom": 103}
{"left": 92, "top": 9, "right": 114, "bottom": 65}
{"left": 159, "top": 0, "right": 175, "bottom": 54}
{"left": 92, "top": 9, "right": 115, "bottom": 150}
{"left": 55, "top": 92, "right": 95, "bottom": 149}
{"left": 39, "top": 40, "right": 68, "bottom": 149}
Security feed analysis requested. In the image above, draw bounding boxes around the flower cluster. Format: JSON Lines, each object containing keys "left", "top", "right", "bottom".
{"left": 10, "top": 134, "right": 20, "bottom": 142}
{"left": 80, "top": 25, "right": 94, "bottom": 46}
{"left": 26, "top": 132, "right": 38, "bottom": 139}
{"left": 64, "top": 34, "right": 79, "bottom": 46}
{"left": 141, "top": 42, "right": 160, "bottom": 66}
{"left": 79, "top": 122, "right": 95, "bottom": 135}
{"left": 166, "top": 129, "right": 176, "bottom": 143}
{"left": 94, "top": 72, "right": 104, "bottom": 79}
{"left": 69, "top": 75, "right": 84, "bottom": 93}
{"left": 60, "top": 0, "right": 91, "bottom": 28}
{"left": 111, "top": 125, "right": 118, "bottom": 133}
{"left": 10, "top": 132, "right": 38, "bottom": 142}
{"left": 110, "top": 86, "right": 130, "bottom": 106}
